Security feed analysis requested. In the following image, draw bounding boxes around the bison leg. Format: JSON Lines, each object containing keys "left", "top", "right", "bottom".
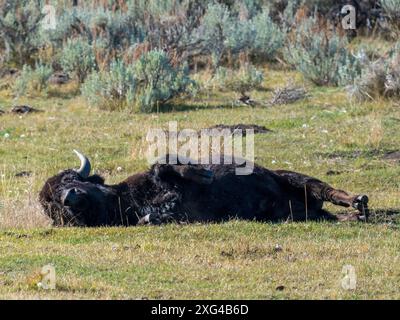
{"left": 152, "top": 163, "right": 214, "bottom": 185}
{"left": 322, "top": 187, "right": 369, "bottom": 220}
{"left": 275, "top": 170, "right": 369, "bottom": 220}
{"left": 171, "top": 165, "right": 214, "bottom": 184}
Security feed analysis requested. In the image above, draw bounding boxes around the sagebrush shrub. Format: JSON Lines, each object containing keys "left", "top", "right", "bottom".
{"left": 13, "top": 63, "right": 53, "bottom": 97}
{"left": 386, "top": 55, "right": 400, "bottom": 97}
{"left": 250, "top": 8, "right": 285, "bottom": 60}
{"left": 214, "top": 64, "right": 264, "bottom": 97}
{"left": 283, "top": 16, "right": 361, "bottom": 86}
{"left": 200, "top": 3, "right": 233, "bottom": 68}
{"left": 82, "top": 50, "right": 194, "bottom": 113}
{"left": 348, "top": 43, "right": 400, "bottom": 101}
{"left": 0, "top": 0, "right": 44, "bottom": 65}
{"left": 381, "top": 0, "right": 400, "bottom": 37}
{"left": 224, "top": 7, "right": 284, "bottom": 60}
{"left": 81, "top": 60, "right": 136, "bottom": 111}
{"left": 337, "top": 52, "right": 366, "bottom": 87}
{"left": 201, "top": 4, "right": 284, "bottom": 68}
{"left": 44, "top": 2, "right": 204, "bottom": 69}
{"left": 347, "top": 61, "right": 386, "bottom": 101}
{"left": 60, "top": 37, "right": 96, "bottom": 83}
{"left": 134, "top": 50, "right": 194, "bottom": 113}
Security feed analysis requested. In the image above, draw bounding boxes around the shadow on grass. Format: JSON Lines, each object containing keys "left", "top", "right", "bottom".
{"left": 315, "top": 149, "right": 400, "bottom": 160}
{"left": 47, "top": 87, "right": 81, "bottom": 100}
{"left": 368, "top": 208, "right": 400, "bottom": 224}
{"left": 336, "top": 208, "right": 400, "bottom": 225}
{"left": 157, "top": 102, "right": 247, "bottom": 113}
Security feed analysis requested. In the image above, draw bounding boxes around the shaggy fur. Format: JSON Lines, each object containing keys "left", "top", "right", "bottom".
{"left": 39, "top": 155, "right": 369, "bottom": 226}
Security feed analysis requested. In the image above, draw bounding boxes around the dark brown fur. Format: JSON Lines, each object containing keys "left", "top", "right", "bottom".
{"left": 39, "top": 155, "right": 369, "bottom": 226}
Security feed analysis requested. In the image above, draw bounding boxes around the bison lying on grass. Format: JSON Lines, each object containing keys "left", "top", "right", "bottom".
{"left": 40, "top": 151, "right": 369, "bottom": 226}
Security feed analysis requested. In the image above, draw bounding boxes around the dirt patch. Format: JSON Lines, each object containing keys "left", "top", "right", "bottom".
{"left": 337, "top": 209, "right": 400, "bottom": 224}
{"left": 369, "top": 209, "right": 400, "bottom": 224}
{"left": 326, "top": 170, "right": 344, "bottom": 176}
{"left": 201, "top": 124, "right": 272, "bottom": 136}
{"left": 2, "top": 231, "right": 30, "bottom": 239}
{"left": 11, "top": 105, "right": 42, "bottom": 114}
{"left": 382, "top": 151, "right": 400, "bottom": 161}
{"left": 318, "top": 149, "right": 393, "bottom": 160}
{"left": 15, "top": 171, "right": 32, "bottom": 178}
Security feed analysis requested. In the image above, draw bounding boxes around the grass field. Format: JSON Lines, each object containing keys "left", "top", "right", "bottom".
{"left": 0, "top": 68, "right": 399, "bottom": 299}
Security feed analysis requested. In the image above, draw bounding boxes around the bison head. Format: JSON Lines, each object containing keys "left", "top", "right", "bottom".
{"left": 39, "top": 150, "right": 115, "bottom": 226}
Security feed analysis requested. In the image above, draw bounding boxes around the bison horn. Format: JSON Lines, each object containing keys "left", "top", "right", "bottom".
{"left": 73, "top": 149, "right": 91, "bottom": 178}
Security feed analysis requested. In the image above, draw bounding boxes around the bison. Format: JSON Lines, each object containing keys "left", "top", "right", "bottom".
{"left": 39, "top": 150, "right": 369, "bottom": 227}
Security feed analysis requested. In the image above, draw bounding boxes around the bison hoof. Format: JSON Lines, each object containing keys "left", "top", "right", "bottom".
{"left": 352, "top": 195, "right": 369, "bottom": 220}
{"left": 352, "top": 195, "right": 368, "bottom": 209}
{"left": 357, "top": 214, "right": 368, "bottom": 222}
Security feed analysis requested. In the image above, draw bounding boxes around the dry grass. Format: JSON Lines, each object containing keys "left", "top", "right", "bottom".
{"left": 0, "top": 173, "right": 50, "bottom": 228}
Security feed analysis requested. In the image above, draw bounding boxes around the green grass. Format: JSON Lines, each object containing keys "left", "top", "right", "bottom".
{"left": 1, "top": 222, "right": 399, "bottom": 299}
{"left": 0, "top": 68, "right": 399, "bottom": 299}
